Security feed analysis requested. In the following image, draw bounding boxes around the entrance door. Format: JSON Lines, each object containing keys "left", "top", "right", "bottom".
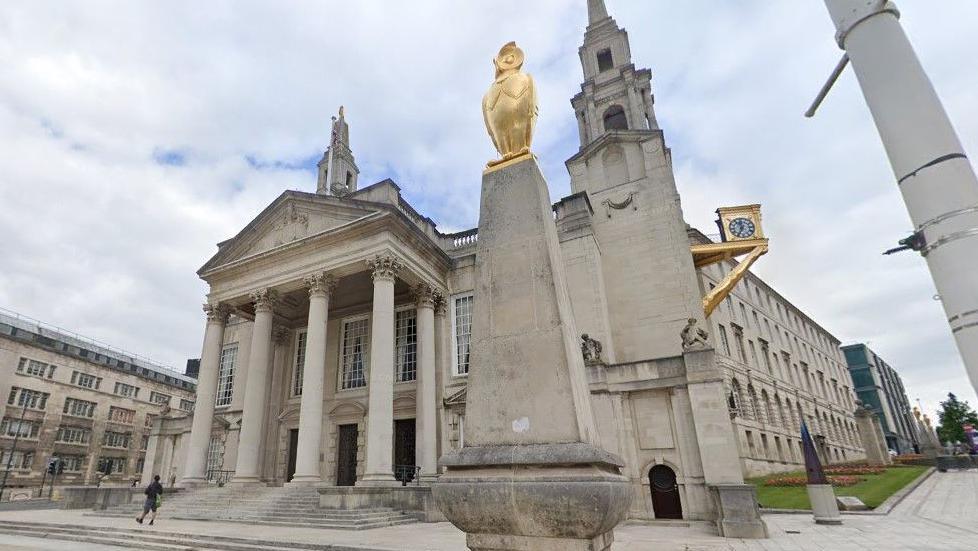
{"left": 649, "top": 465, "right": 682, "bottom": 519}
{"left": 286, "top": 429, "right": 299, "bottom": 482}
{"left": 336, "top": 424, "right": 359, "bottom": 486}
{"left": 393, "top": 419, "right": 416, "bottom": 483}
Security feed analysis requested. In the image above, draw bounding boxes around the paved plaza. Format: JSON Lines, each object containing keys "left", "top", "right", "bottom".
{"left": 0, "top": 470, "right": 974, "bottom": 550}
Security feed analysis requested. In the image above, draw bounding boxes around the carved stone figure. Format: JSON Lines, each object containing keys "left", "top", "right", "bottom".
{"left": 680, "top": 318, "right": 709, "bottom": 349}
{"left": 580, "top": 333, "right": 604, "bottom": 365}
{"left": 482, "top": 41, "right": 537, "bottom": 168}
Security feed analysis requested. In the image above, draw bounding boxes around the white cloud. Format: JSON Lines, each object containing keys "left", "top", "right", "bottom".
{"left": 1, "top": 0, "right": 976, "bottom": 422}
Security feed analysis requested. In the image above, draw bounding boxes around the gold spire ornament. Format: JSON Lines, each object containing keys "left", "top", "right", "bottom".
{"left": 482, "top": 41, "right": 538, "bottom": 170}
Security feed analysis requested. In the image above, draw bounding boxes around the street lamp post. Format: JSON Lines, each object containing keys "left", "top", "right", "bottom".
{"left": 816, "top": 1, "right": 978, "bottom": 394}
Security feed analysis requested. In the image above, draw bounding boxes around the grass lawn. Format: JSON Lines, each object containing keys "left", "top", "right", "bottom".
{"left": 748, "top": 465, "right": 928, "bottom": 510}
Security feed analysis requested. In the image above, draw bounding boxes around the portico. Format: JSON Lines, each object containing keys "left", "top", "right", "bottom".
{"left": 181, "top": 183, "right": 451, "bottom": 488}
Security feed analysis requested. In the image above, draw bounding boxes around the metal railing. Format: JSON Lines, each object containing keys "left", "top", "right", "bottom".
{"left": 206, "top": 469, "right": 235, "bottom": 486}
{"left": 0, "top": 306, "right": 190, "bottom": 381}
{"left": 393, "top": 465, "right": 421, "bottom": 486}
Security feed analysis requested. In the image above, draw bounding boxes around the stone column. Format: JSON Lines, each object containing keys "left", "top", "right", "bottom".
{"left": 232, "top": 288, "right": 278, "bottom": 484}
{"left": 359, "top": 253, "right": 402, "bottom": 485}
{"left": 291, "top": 273, "right": 336, "bottom": 484}
{"left": 414, "top": 283, "right": 439, "bottom": 481}
{"left": 181, "top": 303, "right": 230, "bottom": 485}
{"left": 855, "top": 402, "right": 892, "bottom": 465}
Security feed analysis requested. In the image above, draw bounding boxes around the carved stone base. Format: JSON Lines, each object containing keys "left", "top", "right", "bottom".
{"left": 433, "top": 443, "right": 631, "bottom": 549}
{"left": 709, "top": 484, "right": 769, "bottom": 538}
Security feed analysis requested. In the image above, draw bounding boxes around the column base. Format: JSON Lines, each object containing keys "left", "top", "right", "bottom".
{"left": 178, "top": 477, "right": 209, "bottom": 488}
{"left": 229, "top": 476, "right": 265, "bottom": 487}
{"left": 418, "top": 473, "right": 440, "bottom": 484}
{"left": 356, "top": 473, "right": 399, "bottom": 487}
{"left": 708, "top": 484, "right": 769, "bottom": 539}
{"left": 467, "top": 532, "right": 613, "bottom": 551}
{"left": 287, "top": 475, "right": 323, "bottom": 486}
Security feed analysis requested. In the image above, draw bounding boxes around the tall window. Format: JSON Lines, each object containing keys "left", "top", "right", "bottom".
{"left": 732, "top": 326, "right": 747, "bottom": 363}
{"left": 149, "top": 391, "right": 171, "bottom": 406}
{"left": 102, "top": 431, "right": 131, "bottom": 449}
{"left": 114, "top": 382, "right": 139, "bottom": 398}
{"left": 18, "top": 358, "right": 54, "bottom": 379}
{"left": 108, "top": 406, "right": 135, "bottom": 424}
{"left": 98, "top": 456, "right": 126, "bottom": 475}
{"left": 71, "top": 371, "right": 101, "bottom": 390}
{"left": 452, "top": 294, "right": 474, "bottom": 375}
{"left": 216, "top": 344, "right": 238, "bottom": 406}
{"left": 8, "top": 387, "right": 49, "bottom": 411}
{"left": 340, "top": 317, "right": 369, "bottom": 389}
{"left": 61, "top": 455, "right": 84, "bottom": 472}
{"left": 596, "top": 48, "right": 614, "bottom": 72}
{"left": 395, "top": 308, "right": 417, "bottom": 382}
{"left": 0, "top": 450, "right": 34, "bottom": 469}
{"left": 602, "top": 105, "right": 628, "bottom": 131}
{"left": 206, "top": 437, "right": 224, "bottom": 475}
{"left": 292, "top": 330, "right": 307, "bottom": 396}
{"left": 717, "top": 325, "right": 731, "bottom": 356}
{"left": 56, "top": 426, "right": 91, "bottom": 445}
{"left": 64, "top": 397, "right": 96, "bottom": 418}
{"left": 1, "top": 417, "right": 40, "bottom": 438}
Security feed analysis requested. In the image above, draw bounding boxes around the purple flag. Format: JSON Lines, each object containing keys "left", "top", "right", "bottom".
{"left": 801, "top": 421, "right": 828, "bottom": 485}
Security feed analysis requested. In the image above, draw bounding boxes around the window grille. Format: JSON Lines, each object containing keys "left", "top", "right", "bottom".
{"left": 395, "top": 309, "right": 417, "bottom": 382}
{"left": 292, "top": 330, "right": 307, "bottom": 396}
{"left": 452, "top": 295, "right": 473, "bottom": 375}
{"left": 340, "top": 318, "right": 369, "bottom": 389}
{"left": 216, "top": 344, "right": 238, "bottom": 406}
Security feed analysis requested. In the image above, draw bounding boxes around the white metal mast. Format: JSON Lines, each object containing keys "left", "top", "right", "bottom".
{"left": 813, "top": 1, "right": 978, "bottom": 393}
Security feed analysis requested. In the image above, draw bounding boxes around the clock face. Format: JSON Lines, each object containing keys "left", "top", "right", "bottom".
{"left": 728, "top": 217, "right": 756, "bottom": 239}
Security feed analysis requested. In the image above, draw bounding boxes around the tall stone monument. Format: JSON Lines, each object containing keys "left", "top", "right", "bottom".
{"left": 432, "top": 42, "right": 631, "bottom": 551}
{"left": 854, "top": 401, "right": 892, "bottom": 466}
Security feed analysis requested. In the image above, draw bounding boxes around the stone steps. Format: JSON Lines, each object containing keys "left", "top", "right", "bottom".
{"left": 0, "top": 520, "right": 398, "bottom": 550}
{"left": 86, "top": 485, "right": 418, "bottom": 530}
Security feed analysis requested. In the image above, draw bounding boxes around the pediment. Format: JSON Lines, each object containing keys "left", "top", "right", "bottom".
{"left": 201, "top": 191, "right": 379, "bottom": 273}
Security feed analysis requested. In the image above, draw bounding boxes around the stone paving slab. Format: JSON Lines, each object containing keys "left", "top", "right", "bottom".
{"left": 0, "top": 471, "right": 975, "bottom": 550}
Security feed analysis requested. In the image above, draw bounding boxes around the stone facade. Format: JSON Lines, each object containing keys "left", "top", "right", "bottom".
{"left": 161, "top": 0, "right": 862, "bottom": 527}
{"left": 0, "top": 309, "right": 196, "bottom": 492}
{"left": 697, "top": 240, "right": 867, "bottom": 476}
{"left": 842, "top": 343, "right": 919, "bottom": 454}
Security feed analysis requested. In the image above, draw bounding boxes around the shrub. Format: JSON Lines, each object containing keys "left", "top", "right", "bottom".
{"left": 763, "top": 475, "right": 863, "bottom": 487}
{"left": 825, "top": 466, "right": 885, "bottom": 476}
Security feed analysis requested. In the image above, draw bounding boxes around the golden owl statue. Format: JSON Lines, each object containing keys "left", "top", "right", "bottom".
{"left": 482, "top": 41, "right": 538, "bottom": 168}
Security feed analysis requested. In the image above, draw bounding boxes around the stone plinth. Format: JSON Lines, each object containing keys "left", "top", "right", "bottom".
{"left": 807, "top": 484, "right": 842, "bottom": 525}
{"left": 318, "top": 486, "right": 446, "bottom": 522}
{"left": 708, "top": 484, "right": 769, "bottom": 538}
{"left": 432, "top": 158, "right": 631, "bottom": 551}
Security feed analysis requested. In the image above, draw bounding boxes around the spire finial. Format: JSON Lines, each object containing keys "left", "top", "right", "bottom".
{"left": 338, "top": 105, "right": 345, "bottom": 118}
{"left": 587, "top": 0, "right": 609, "bottom": 24}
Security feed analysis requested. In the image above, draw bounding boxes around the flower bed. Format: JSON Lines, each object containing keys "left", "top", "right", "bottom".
{"left": 825, "top": 466, "right": 885, "bottom": 476}
{"left": 764, "top": 475, "right": 863, "bottom": 487}
{"left": 894, "top": 454, "right": 925, "bottom": 463}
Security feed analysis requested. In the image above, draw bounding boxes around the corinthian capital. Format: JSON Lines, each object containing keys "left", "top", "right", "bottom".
{"left": 203, "top": 303, "right": 231, "bottom": 324}
{"left": 367, "top": 253, "right": 403, "bottom": 282}
{"left": 414, "top": 282, "right": 444, "bottom": 309}
{"left": 304, "top": 272, "right": 337, "bottom": 298}
{"left": 250, "top": 288, "right": 279, "bottom": 313}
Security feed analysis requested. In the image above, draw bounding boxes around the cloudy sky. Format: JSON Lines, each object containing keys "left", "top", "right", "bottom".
{"left": 1, "top": 1, "right": 976, "bottom": 421}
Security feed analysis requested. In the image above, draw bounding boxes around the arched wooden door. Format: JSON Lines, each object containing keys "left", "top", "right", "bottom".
{"left": 649, "top": 465, "right": 682, "bottom": 519}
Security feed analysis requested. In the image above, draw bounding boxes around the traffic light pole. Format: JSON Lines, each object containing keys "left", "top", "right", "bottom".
{"left": 0, "top": 404, "right": 29, "bottom": 501}
{"left": 817, "top": 1, "right": 978, "bottom": 393}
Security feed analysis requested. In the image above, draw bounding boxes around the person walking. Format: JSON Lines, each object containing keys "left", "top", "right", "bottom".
{"left": 136, "top": 475, "right": 164, "bottom": 525}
